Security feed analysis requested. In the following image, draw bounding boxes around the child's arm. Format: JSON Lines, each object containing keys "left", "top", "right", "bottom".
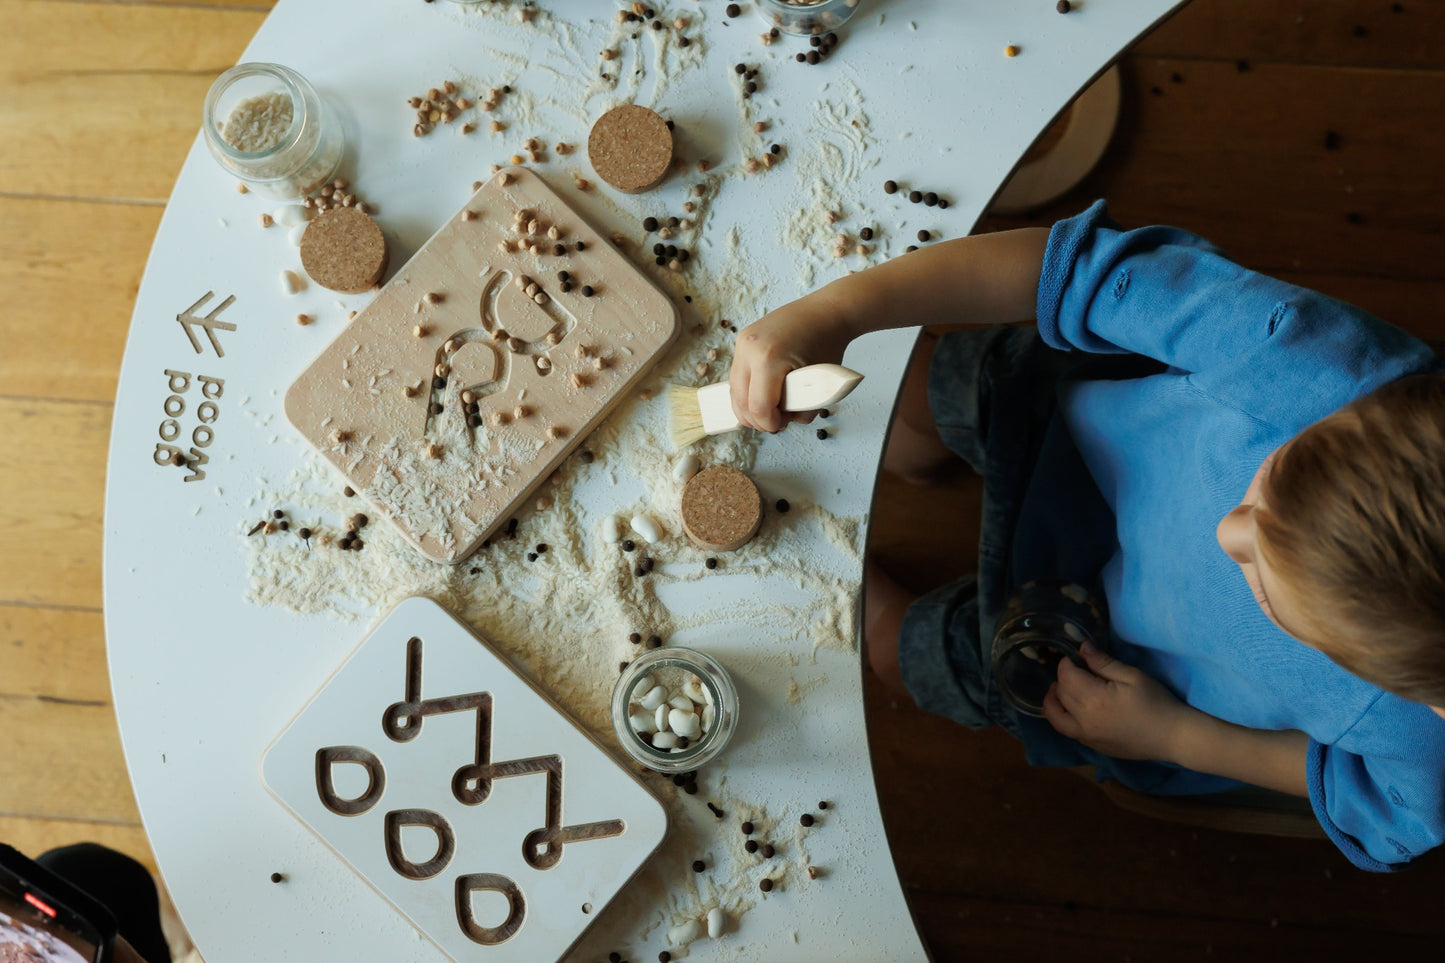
{"left": 729, "top": 228, "right": 1051, "bottom": 432}
{"left": 1045, "top": 642, "right": 1309, "bottom": 796}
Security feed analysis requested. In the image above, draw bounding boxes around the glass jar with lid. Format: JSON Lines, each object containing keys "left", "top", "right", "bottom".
{"left": 991, "top": 580, "right": 1108, "bottom": 717}
{"left": 756, "top": 0, "right": 863, "bottom": 37}
{"left": 202, "top": 62, "right": 344, "bottom": 199}
{"left": 612, "top": 647, "right": 739, "bottom": 775}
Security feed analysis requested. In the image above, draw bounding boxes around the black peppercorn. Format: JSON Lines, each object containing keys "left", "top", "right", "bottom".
{"left": 622, "top": 539, "right": 635, "bottom": 552}
{"left": 705, "top": 557, "right": 718, "bottom": 569}
{"left": 800, "top": 813, "right": 815, "bottom": 827}
{"left": 692, "top": 859, "right": 705, "bottom": 873}
{"left": 745, "top": 839, "right": 758, "bottom": 853}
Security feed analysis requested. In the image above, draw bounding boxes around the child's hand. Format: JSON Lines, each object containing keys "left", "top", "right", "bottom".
{"left": 728, "top": 289, "right": 855, "bottom": 433}
{"left": 1042, "top": 641, "right": 1194, "bottom": 762}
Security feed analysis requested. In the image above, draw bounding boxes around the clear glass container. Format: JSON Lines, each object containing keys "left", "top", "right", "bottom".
{"left": 990, "top": 581, "right": 1107, "bottom": 717}
{"left": 202, "top": 63, "right": 344, "bottom": 199}
{"left": 757, "top": 0, "right": 863, "bottom": 36}
{"left": 611, "top": 647, "right": 739, "bottom": 774}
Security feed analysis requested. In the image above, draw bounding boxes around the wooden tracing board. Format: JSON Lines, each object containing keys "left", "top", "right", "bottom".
{"left": 285, "top": 168, "right": 681, "bottom": 563}
{"left": 261, "top": 597, "right": 668, "bottom": 962}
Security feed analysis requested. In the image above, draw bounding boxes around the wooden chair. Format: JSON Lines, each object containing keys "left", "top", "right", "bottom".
{"left": 1068, "top": 767, "right": 1326, "bottom": 839}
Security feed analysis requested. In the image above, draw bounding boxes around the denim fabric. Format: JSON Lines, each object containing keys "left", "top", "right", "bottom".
{"left": 899, "top": 325, "right": 1078, "bottom": 741}
{"left": 897, "top": 326, "right": 1188, "bottom": 789}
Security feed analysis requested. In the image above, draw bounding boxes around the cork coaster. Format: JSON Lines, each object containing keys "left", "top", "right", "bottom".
{"left": 587, "top": 105, "right": 674, "bottom": 194}
{"left": 300, "top": 207, "right": 388, "bottom": 293}
{"left": 680, "top": 466, "right": 763, "bottom": 552}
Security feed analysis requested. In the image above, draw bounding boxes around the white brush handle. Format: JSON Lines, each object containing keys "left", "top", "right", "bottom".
{"left": 696, "top": 364, "right": 864, "bottom": 436}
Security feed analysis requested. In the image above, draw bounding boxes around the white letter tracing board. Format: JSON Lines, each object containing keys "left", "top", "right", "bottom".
{"left": 262, "top": 597, "right": 668, "bottom": 961}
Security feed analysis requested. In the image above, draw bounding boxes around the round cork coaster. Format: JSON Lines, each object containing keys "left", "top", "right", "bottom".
{"left": 587, "top": 104, "right": 674, "bottom": 194}
{"left": 299, "top": 207, "right": 388, "bottom": 294}
{"left": 680, "top": 466, "right": 763, "bottom": 553}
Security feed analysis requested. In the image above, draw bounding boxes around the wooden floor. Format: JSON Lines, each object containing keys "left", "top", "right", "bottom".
{"left": 3, "top": 1, "right": 1444, "bottom": 960}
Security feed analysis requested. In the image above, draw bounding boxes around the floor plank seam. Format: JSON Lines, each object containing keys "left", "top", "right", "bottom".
{"left": 37, "top": 0, "right": 270, "bottom": 14}
{"left": 0, "top": 191, "right": 166, "bottom": 209}
{"left": 0, "top": 393, "right": 114, "bottom": 409}
{"left": 0, "top": 599, "right": 105, "bottom": 614}
{"left": 0, "top": 811, "right": 142, "bottom": 829}
{"left": 0, "top": 692, "right": 111, "bottom": 708}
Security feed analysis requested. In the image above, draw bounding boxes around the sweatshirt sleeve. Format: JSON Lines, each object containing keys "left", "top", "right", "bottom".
{"left": 1036, "top": 201, "right": 1436, "bottom": 425}
{"left": 1306, "top": 699, "right": 1445, "bottom": 871}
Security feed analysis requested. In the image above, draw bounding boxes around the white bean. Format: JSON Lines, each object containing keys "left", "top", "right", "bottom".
{"left": 638, "top": 685, "right": 668, "bottom": 710}
{"left": 600, "top": 513, "right": 623, "bottom": 543}
{"left": 706, "top": 907, "right": 725, "bottom": 938}
{"left": 630, "top": 513, "right": 664, "bottom": 543}
{"left": 683, "top": 678, "right": 708, "bottom": 705}
{"left": 287, "top": 223, "right": 308, "bottom": 246}
{"left": 652, "top": 731, "right": 679, "bottom": 750}
{"left": 655, "top": 703, "right": 670, "bottom": 733}
{"left": 669, "top": 695, "right": 693, "bottom": 712}
{"left": 280, "top": 269, "right": 305, "bottom": 295}
{"left": 701, "top": 703, "right": 715, "bottom": 733}
{"left": 669, "top": 708, "right": 701, "bottom": 739}
{"left": 1063, "top": 621, "right": 1087, "bottom": 643}
{"left": 667, "top": 919, "right": 701, "bottom": 948}
{"left": 271, "top": 204, "right": 310, "bottom": 227}
{"left": 672, "top": 453, "right": 700, "bottom": 482}
{"left": 633, "top": 674, "right": 654, "bottom": 693}
{"left": 629, "top": 711, "right": 658, "bottom": 734}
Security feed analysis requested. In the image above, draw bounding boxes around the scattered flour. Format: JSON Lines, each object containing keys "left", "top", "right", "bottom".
{"left": 240, "top": 3, "right": 880, "bottom": 958}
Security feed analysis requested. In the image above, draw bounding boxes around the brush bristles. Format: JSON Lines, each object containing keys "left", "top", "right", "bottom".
{"left": 667, "top": 384, "right": 708, "bottom": 448}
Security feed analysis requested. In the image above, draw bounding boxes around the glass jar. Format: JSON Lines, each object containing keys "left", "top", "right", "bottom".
{"left": 202, "top": 63, "right": 344, "bottom": 199}
{"left": 756, "top": 0, "right": 863, "bottom": 36}
{"left": 611, "top": 647, "right": 739, "bottom": 774}
{"left": 990, "top": 581, "right": 1107, "bottom": 718}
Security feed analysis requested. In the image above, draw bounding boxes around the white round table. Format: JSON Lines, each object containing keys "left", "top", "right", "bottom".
{"left": 104, "top": 1, "right": 1186, "bottom": 959}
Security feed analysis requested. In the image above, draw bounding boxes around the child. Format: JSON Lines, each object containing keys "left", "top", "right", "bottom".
{"left": 727, "top": 201, "right": 1445, "bottom": 872}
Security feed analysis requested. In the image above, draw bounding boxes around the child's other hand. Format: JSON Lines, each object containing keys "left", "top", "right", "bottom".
{"left": 729, "top": 289, "right": 853, "bottom": 433}
{"left": 1042, "top": 641, "right": 1192, "bottom": 762}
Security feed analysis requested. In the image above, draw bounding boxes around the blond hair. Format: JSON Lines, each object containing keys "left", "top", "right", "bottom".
{"left": 1256, "top": 374, "right": 1445, "bottom": 706}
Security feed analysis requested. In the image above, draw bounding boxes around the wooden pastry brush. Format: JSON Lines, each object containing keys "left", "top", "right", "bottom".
{"left": 667, "top": 363, "right": 865, "bottom": 447}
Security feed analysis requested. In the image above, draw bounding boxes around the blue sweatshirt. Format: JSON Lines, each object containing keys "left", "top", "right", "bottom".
{"left": 1032, "top": 201, "right": 1445, "bottom": 871}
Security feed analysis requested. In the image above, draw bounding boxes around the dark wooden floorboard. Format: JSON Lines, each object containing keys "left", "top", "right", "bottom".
{"left": 866, "top": 2, "right": 1445, "bottom": 959}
